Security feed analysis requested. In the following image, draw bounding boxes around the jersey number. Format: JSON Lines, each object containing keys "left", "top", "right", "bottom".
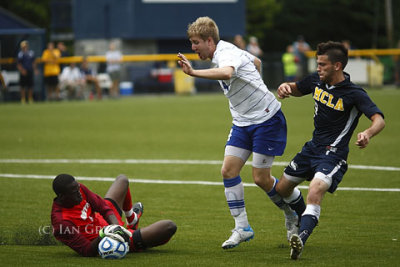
{"left": 314, "top": 102, "right": 318, "bottom": 117}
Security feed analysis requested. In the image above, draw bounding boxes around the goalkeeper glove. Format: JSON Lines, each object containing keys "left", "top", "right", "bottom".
{"left": 99, "top": 224, "right": 132, "bottom": 243}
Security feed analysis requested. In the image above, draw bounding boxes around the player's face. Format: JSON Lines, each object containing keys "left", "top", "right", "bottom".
{"left": 60, "top": 180, "right": 82, "bottom": 208}
{"left": 190, "top": 36, "right": 213, "bottom": 60}
{"left": 317, "top": 55, "right": 335, "bottom": 84}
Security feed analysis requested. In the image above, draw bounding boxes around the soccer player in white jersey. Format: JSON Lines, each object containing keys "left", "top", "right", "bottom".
{"left": 178, "top": 16, "right": 305, "bottom": 249}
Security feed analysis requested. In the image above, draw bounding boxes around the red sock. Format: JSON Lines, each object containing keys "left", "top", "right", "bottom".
{"left": 123, "top": 188, "right": 133, "bottom": 212}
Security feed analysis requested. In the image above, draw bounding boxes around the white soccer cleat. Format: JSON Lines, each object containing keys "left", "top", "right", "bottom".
{"left": 285, "top": 212, "right": 299, "bottom": 241}
{"left": 221, "top": 226, "right": 254, "bottom": 249}
{"left": 290, "top": 234, "right": 303, "bottom": 260}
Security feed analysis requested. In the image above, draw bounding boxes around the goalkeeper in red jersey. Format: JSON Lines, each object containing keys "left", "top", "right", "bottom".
{"left": 51, "top": 174, "right": 177, "bottom": 256}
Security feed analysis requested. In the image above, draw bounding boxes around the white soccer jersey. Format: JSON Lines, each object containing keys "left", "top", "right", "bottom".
{"left": 211, "top": 40, "right": 281, "bottom": 126}
{"left": 106, "top": 50, "right": 122, "bottom": 73}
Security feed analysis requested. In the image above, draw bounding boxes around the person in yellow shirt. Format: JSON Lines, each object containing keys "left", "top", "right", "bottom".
{"left": 42, "top": 42, "right": 61, "bottom": 100}
{"left": 282, "top": 45, "right": 298, "bottom": 82}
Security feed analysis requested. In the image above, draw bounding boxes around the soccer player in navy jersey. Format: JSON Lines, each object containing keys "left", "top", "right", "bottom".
{"left": 276, "top": 41, "right": 385, "bottom": 260}
{"left": 51, "top": 174, "right": 177, "bottom": 256}
{"left": 178, "top": 16, "right": 303, "bottom": 249}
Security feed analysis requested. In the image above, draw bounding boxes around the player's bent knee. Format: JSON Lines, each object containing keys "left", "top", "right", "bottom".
{"left": 253, "top": 175, "right": 267, "bottom": 188}
{"left": 253, "top": 175, "right": 275, "bottom": 192}
{"left": 116, "top": 174, "right": 129, "bottom": 184}
{"left": 221, "top": 166, "right": 239, "bottom": 179}
{"left": 220, "top": 166, "right": 229, "bottom": 178}
{"left": 252, "top": 168, "right": 273, "bottom": 190}
{"left": 165, "top": 220, "right": 177, "bottom": 236}
{"left": 153, "top": 220, "right": 177, "bottom": 247}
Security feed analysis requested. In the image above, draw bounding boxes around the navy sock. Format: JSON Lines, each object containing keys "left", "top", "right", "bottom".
{"left": 289, "top": 194, "right": 306, "bottom": 219}
{"left": 299, "top": 214, "right": 318, "bottom": 245}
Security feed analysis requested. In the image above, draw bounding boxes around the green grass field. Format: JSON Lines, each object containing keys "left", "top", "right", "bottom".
{"left": 0, "top": 89, "right": 399, "bottom": 266}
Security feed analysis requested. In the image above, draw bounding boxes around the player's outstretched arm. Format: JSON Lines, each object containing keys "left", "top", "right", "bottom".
{"left": 177, "top": 53, "right": 194, "bottom": 76}
{"left": 177, "top": 53, "right": 233, "bottom": 80}
{"left": 355, "top": 113, "right": 385, "bottom": 149}
{"left": 277, "top": 82, "right": 302, "bottom": 99}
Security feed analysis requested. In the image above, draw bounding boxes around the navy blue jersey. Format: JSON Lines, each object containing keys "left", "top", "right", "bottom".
{"left": 81, "top": 68, "right": 93, "bottom": 76}
{"left": 296, "top": 72, "right": 383, "bottom": 159}
{"left": 17, "top": 50, "right": 35, "bottom": 72}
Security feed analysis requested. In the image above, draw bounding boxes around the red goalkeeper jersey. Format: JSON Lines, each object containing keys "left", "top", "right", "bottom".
{"left": 51, "top": 183, "right": 117, "bottom": 256}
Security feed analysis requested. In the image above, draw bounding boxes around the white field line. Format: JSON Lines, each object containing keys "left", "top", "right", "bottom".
{"left": 0, "top": 158, "right": 400, "bottom": 172}
{"left": 0, "top": 173, "right": 399, "bottom": 192}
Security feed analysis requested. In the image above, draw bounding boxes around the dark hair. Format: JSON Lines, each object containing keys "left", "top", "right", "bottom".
{"left": 316, "top": 41, "right": 348, "bottom": 69}
{"left": 53, "top": 174, "right": 75, "bottom": 195}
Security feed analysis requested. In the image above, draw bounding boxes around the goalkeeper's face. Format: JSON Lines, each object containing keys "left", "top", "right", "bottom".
{"left": 60, "top": 181, "right": 82, "bottom": 208}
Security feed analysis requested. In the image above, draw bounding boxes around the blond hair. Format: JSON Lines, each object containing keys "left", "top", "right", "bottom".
{"left": 187, "top": 17, "right": 220, "bottom": 44}
{"left": 20, "top": 40, "right": 28, "bottom": 48}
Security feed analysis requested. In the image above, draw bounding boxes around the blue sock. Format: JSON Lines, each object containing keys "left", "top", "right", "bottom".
{"left": 266, "top": 177, "right": 286, "bottom": 209}
{"left": 299, "top": 214, "right": 318, "bottom": 245}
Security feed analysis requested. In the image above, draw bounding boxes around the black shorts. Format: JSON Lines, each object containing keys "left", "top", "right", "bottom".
{"left": 44, "top": 75, "right": 59, "bottom": 86}
{"left": 104, "top": 197, "right": 123, "bottom": 216}
{"left": 284, "top": 141, "right": 348, "bottom": 193}
{"left": 20, "top": 71, "right": 34, "bottom": 87}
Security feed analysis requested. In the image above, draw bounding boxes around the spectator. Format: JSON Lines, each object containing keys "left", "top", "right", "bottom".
{"left": 0, "top": 71, "right": 6, "bottom": 102}
{"left": 293, "top": 35, "right": 311, "bottom": 79}
{"left": 233, "top": 34, "right": 246, "bottom": 50}
{"left": 247, "top": 36, "right": 263, "bottom": 57}
{"left": 57, "top": 42, "right": 70, "bottom": 70}
{"left": 106, "top": 42, "right": 123, "bottom": 98}
{"left": 282, "top": 45, "right": 298, "bottom": 82}
{"left": 0, "top": 71, "right": 5, "bottom": 88}
{"left": 80, "top": 57, "right": 102, "bottom": 100}
{"left": 41, "top": 42, "right": 61, "bottom": 101}
{"left": 341, "top": 40, "right": 352, "bottom": 51}
{"left": 17, "top": 40, "right": 37, "bottom": 104}
{"left": 59, "top": 62, "right": 85, "bottom": 100}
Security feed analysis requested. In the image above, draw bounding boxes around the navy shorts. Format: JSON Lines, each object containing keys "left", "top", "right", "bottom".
{"left": 284, "top": 141, "right": 348, "bottom": 193}
{"left": 226, "top": 109, "right": 287, "bottom": 156}
{"left": 44, "top": 75, "right": 59, "bottom": 86}
{"left": 19, "top": 71, "right": 34, "bottom": 87}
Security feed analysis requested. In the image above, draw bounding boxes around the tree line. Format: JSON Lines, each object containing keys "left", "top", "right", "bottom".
{"left": 247, "top": 0, "right": 400, "bottom": 52}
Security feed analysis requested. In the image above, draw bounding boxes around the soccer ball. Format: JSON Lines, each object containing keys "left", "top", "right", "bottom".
{"left": 98, "top": 236, "right": 129, "bottom": 259}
